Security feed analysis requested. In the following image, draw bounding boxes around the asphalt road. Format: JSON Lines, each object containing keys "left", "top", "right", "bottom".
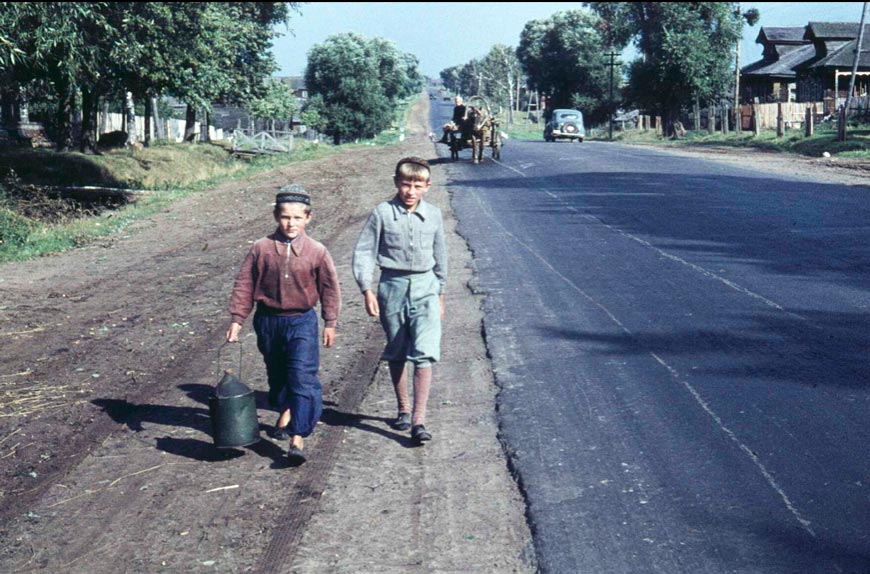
{"left": 432, "top": 98, "right": 870, "bottom": 574}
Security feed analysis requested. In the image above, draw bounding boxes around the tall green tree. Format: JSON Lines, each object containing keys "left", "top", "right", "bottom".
{"left": 517, "top": 10, "right": 616, "bottom": 123}
{"left": 588, "top": 2, "right": 746, "bottom": 134}
{"left": 247, "top": 78, "right": 297, "bottom": 123}
{"left": 1, "top": 3, "right": 113, "bottom": 151}
{"left": 439, "top": 65, "right": 461, "bottom": 95}
{"left": 164, "top": 2, "right": 292, "bottom": 142}
{"left": 400, "top": 52, "right": 424, "bottom": 98}
{"left": 480, "top": 44, "right": 522, "bottom": 123}
{"left": 304, "top": 32, "right": 420, "bottom": 144}
{"left": 0, "top": 2, "right": 296, "bottom": 151}
{"left": 458, "top": 59, "right": 483, "bottom": 96}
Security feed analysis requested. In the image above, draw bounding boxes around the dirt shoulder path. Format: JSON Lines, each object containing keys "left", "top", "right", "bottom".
{"left": 0, "top": 97, "right": 533, "bottom": 573}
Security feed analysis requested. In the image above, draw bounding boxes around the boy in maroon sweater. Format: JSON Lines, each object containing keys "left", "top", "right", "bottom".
{"left": 226, "top": 187, "right": 340, "bottom": 464}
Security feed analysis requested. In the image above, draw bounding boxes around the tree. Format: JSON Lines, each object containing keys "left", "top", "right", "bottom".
{"left": 163, "top": 3, "right": 292, "bottom": 142}
{"left": 370, "top": 38, "right": 409, "bottom": 101}
{"left": 0, "top": 2, "right": 297, "bottom": 151}
{"left": 400, "top": 52, "right": 424, "bottom": 98}
{"left": 304, "top": 32, "right": 419, "bottom": 144}
{"left": 588, "top": 2, "right": 746, "bottom": 135}
{"left": 0, "top": 32, "right": 23, "bottom": 68}
{"left": 458, "top": 60, "right": 483, "bottom": 96}
{"left": 439, "top": 65, "right": 461, "bottom": 95}
{"left": 1, "top": 3, "right": 113, "bottom": 151}
{"left": 480, "top": 45, "right": 522, "bottom": 123}
{"left": 247, "top": 78, "right": 297, "bottom": 125}
{"left": 516, "top": 18, "right": 552, "bottom": 96}
{"left": 517, "top": 10, "right": 616, "bottom": 124}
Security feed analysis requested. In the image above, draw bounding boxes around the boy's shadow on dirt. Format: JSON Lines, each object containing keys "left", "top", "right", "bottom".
{"left": 320, "top": 407, "right": 420, "bottom": 448}
{"left": 91, "top": 383, "right": 298, "bottom": 467}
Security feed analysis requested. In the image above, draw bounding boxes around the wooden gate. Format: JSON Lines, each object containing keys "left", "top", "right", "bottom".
{"left": 231, "top": 129, "right": 294, "bottom": 155}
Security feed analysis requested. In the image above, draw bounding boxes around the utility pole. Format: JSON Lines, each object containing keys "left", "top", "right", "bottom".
{"left": 838, "top": 1, "right": 868, "bottom": 141}
{"left": 606, "top": 50, "right": 620, "bottom": 140}
{"left": 734, "top": 3, "right": 742, "bottom": 133}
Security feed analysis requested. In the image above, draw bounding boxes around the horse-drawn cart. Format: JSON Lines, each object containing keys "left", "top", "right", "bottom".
{"left": 436, "top": 95, "right": 503, "bottom": 163}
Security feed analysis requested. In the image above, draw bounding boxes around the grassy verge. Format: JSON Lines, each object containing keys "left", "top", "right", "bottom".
{"left": 500, "top": 118, "right": 545, "bottom": 141}
{"left": 0, "top": 141, "right": 338, "bottom": 262}
{"left": 501, "top": 116, "right": 870, "bottom": 161}
{"left": 0, "top": 97, "right": 417, "bottom": 263}
{"left": 596, "top": 124, "right": 870, "bottom": 160}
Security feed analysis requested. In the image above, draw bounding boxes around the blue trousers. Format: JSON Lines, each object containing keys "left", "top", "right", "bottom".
{"left": 253, "top": 309, "right": 322, "bottom": 438}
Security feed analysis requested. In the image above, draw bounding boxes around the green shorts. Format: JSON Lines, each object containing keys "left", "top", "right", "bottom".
{"left": 377, "top": 269, "right": 441, "bottom": 366}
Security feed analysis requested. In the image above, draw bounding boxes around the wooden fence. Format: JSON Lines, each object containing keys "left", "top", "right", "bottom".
{"left": 99, "top": 112, "right": 226, "bottom": 142}
{"left": 737, "top": 102, "right": 825, "bottom": 131}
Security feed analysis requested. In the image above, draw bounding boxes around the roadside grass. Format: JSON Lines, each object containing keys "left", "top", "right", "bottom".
{"left": 600, "top": 124, "right": 870, "bottom": 160}
{"left": 500, "top": 118, "right": 545, "bottom": 141}
{"left": 437, "top": 111, "right": 870, "bottom": 161}
{"left": 0, "top": 99, "right": 416, "bottom": 263}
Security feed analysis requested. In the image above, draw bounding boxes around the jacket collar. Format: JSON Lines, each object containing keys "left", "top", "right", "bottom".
{"left": 270, "top": 230, "right": 307, "bottom": 256}
{"left": 389, "top": 196, "right": 431, "bottom": 221}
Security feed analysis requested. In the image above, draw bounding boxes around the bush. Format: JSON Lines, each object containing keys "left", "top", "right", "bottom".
{"left": 0, "top": 207, "right": 34, "bottom": 248}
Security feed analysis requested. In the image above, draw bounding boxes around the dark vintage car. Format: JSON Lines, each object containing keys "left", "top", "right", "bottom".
{"left": 544, "top": 109, "right": 585, "bottom": 142}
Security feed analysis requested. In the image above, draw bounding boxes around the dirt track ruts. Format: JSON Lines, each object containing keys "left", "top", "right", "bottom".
{"left": 0, "top": 95, "right": 536, "bottom": 574}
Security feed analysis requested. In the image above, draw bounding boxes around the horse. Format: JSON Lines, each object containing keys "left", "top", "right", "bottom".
{"left": 465, "top": 105, "right": 492, "bottom": 164}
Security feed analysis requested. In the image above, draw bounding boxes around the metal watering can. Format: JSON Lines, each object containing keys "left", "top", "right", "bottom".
{"left": 210, "top": 342, "right": 260, "bottom": 449}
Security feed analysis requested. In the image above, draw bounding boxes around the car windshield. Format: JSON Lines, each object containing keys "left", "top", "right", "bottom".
{"left": 558, "top": 113, "right": 579, "bottom": 120}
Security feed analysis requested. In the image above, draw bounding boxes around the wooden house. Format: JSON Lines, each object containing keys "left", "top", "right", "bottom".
{"left": 740, "top": 27, "right": 814, "bottom": 103}
{"left": 794, "top": 22, "right": 870, "bottom": 109}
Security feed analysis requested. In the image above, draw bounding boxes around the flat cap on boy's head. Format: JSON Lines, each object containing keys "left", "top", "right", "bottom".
{"left": 276, "top": 185, "right": 311, "bottom": 206}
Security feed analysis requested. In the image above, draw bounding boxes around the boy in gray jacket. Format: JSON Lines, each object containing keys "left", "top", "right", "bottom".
{"left": 352, "top": 157, "right": 447, "bottom": 444}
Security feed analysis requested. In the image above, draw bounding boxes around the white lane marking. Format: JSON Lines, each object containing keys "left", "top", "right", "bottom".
{"left": 494, "top": 155, "right": 812, "bottom": 326}
{"left": 493, "top": 157, "right": 526, "bottom": 178}
{"left": 584, "top": 214, "right": 805, "bottom": 318}
{"left": 650, "top": 353, "right": 816, "bottom": 537}
{"left": 474, "top": 161, "right": 817, "bottom": 537}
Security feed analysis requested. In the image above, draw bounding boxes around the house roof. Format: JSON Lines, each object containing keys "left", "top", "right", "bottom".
{"left": 742, "top": 43, "right": 817, "bottom": 78}
{"left": 808, "top": 26, "right": 870, "bottom": 69}
{"left": 805, "top": 22, "right": 861, "bottom": 41}
{"left": 742, "top": 20, "right": 870, "bottom": 79}
{"left": 757, "top": 27, "right": 808, "bottom": 45}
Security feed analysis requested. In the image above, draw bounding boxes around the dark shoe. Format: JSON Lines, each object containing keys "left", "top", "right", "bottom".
{"left": 392, "top": 412, "right": 411, "bottom": 431}
{"left": 411, "top": 424, "right": 432, "bottom": 444}
{"left": 286, "top": 445, "right": 307, "bottom": 465}
{"left": 272, "top": 416, "right": 291, "bottom": 440}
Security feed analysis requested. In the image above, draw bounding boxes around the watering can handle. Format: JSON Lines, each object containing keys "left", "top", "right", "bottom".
{"left": 218, "top": 341, "right": 243, "bottom": 379}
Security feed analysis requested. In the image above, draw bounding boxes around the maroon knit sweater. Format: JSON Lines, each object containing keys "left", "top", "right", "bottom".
{"left": 229, "top": 231, "right": 341, "bottom": 328}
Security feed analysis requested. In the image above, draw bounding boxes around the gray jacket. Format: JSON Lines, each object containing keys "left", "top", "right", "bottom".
{"left": 352, "top": 197, "right": 448, "bottom": 294}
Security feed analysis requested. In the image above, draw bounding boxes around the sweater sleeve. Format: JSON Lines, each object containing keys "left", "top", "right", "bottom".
{"left": 316, "top": 248, "right": 341, "bottom": 329}
{"left": 228, "top": 246, "right": 258, "bottom": 325}
{"left": 352, "top": 209, "right": 382, "bottom": 293}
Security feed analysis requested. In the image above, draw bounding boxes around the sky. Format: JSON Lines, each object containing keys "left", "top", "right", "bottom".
{"left": 270, "top": 2, "right": 869, "bottom": 79}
